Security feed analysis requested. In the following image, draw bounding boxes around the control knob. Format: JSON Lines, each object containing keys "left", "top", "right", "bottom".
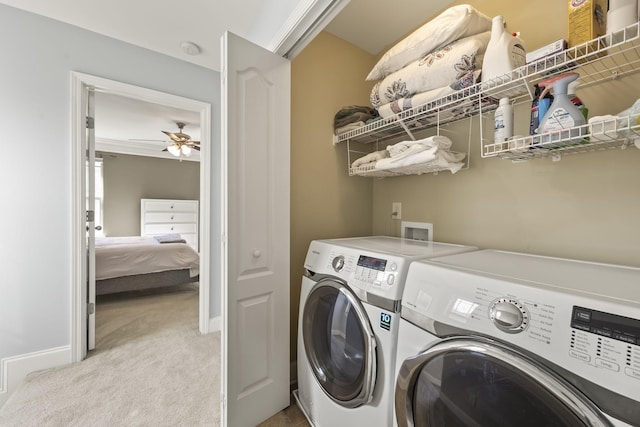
{"left": 489, "top": 298, "right": 529, "bottom": 334}
{"left": 331, "top": 255, "right": 345, "bottom": 272}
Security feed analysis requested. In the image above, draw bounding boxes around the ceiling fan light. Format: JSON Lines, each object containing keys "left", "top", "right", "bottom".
{"left": 167, "top": 144, "right": 181, "bottom": 157}
{"left": 182, "top": 145, "right": 192, "bottom": 157}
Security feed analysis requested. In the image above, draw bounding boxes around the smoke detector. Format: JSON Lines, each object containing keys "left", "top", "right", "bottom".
{"left": 180, "top": 41, "right": 201, "bottom": 56}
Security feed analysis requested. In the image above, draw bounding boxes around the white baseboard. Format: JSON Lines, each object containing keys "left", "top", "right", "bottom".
{"left": 0, "top": 346, "right": 71, "bottom": 408}
{"left": 209, "top": 316, "right": 221, "bottom": 332}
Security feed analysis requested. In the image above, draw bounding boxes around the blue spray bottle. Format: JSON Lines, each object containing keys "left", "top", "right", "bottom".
{"left": 529, "top": 84, "right": 553, "bottom": 135}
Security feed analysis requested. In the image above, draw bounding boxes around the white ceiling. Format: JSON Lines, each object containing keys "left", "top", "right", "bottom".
{"left": 0, "top": 0, "right": 453, "bottom": 154}
{"left": 93, "top": 92, "right": 202, "bottom": 161}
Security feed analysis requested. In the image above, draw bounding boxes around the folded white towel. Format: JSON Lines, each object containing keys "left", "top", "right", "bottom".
{"left": 351, "top": 149, "right": 389, "bottom": 168}
{"left": 375, "top": 149, "right": 465, "bottom": 174}
{"left": 375, "top": 145, "right": 438, "bottom": 170}
{"left": 386, "top": 135, "right": 452, "bottom": 158}
{"left": 375, "top": 135, "right": 464, "bottom": 174}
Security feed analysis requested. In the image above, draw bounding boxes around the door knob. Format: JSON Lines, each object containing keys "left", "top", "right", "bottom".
{"left": 95, "top": 225, "right": 102, "bottom": 231}
{"left": 253, "top": 250, "right": 262, "bottom": 258}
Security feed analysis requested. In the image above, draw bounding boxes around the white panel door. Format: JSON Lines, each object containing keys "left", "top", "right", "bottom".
{"left": 81, "top": 86, "right": 97, "bottom": 356}
{"left": 221, "top": 31, "right": 290, "bottom": 427}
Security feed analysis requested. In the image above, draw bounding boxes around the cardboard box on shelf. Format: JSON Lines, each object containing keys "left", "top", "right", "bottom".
{"left": 526, "top": 39, "right": 567, "bottom": 63}
{"left": 567, "top": 0, "right": 607, "bottom": 48}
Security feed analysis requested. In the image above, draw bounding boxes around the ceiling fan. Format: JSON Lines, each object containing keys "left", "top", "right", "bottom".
{"left": 161, "top": 122, "right": 200, "bottom": 157}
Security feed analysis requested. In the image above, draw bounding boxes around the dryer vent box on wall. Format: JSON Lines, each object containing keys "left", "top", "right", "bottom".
{"left": 401, "top": 221, "right": 433, "bottom": 241}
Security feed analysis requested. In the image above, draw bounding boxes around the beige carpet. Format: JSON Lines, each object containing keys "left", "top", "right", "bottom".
{"left": 0, "top": 283, "right": 221, "bottom": 427}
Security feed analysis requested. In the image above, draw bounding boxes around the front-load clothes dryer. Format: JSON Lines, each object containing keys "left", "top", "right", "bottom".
{"left": 293, "top": 236, "right": 477, "bottom": 427}
{"left": 394, "top": 249, "right": 640, "bottom": 427}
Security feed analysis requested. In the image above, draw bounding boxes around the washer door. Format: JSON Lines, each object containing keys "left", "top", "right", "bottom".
{"left": 302, "top": 277, "right": 377, "bottom": 408}
{"left": 395, "top": 337, "right": 613, "bottom": 427}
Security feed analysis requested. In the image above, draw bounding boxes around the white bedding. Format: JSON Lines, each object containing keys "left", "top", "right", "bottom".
{"left": 374, "top": 70, "right": 481, "bottom": 119}
{"left": 370, "top": 32, "right": 489, "bottom": 109}
{"left": 366, "top": 4, "right": 491, "bottom": 81}
{"left": 95, "top": 236, "right": 200, "bottom": 280}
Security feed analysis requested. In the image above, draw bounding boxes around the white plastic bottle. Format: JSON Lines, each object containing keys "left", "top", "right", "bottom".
{"left": 482, "top": 16, "right": 527, "bottom": 83}
{"left": 607, "top": 0, "right": 638, "bottom": 36}
{"left": 494, "top": 97, "right": 514, "bottom": 143}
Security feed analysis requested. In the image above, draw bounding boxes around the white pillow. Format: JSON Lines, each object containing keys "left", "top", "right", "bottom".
{"left": 370, "top": 31, "right": 490, "bottom": 108}
{"left": 366, "top": 4, "right": 491, "bottom": 81}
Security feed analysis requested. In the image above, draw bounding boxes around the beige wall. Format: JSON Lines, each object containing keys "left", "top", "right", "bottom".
{"left": 290, "top": 31, "right": 377, "bottom": 359}
{"left": 372, "top": 0, "right": 640, "bottom": 267}
{"left": 101, "top": 153, "right": 200, "bottom": 236}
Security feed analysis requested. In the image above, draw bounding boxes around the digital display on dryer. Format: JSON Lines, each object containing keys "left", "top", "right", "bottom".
{"left": 357, "top": 255, "right": 387, "bottom": 271}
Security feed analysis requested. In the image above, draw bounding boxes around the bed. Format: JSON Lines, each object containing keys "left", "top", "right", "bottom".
{"left": 95, "top": 235, "right": 200, "bottom": 295}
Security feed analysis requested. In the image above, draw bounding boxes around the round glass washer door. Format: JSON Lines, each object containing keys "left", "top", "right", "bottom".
{"left": 302, "top": 278, "right": 377, "bottom": 408}
{"left": 395, "top": 337, "right": 613, "bottom": 427}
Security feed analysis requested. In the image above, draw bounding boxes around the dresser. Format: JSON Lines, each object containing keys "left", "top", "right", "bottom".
{"left": 140, "top": 198, "right": 199, "bottom": 251}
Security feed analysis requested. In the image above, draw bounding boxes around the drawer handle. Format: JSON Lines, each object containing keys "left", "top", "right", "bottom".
{"left": 253, "top": 250, "right": 262, "bottom": 258}
{"left": 171, "top": 227, "right": 174, "bottom": 231}
{"left": 171, "top": 215, "right": 174, "bottom": 220}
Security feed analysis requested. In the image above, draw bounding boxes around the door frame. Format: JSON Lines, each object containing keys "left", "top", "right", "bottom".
{"left": 70, "top": 71, "right": 213, "bottom": 362}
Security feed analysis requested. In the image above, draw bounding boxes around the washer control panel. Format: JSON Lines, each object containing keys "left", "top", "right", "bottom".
{"left": 352, "top": 254, "right": 397, "bottom": 288}
{"left": 319, "top": 251, "right": 401, "bottom": 301}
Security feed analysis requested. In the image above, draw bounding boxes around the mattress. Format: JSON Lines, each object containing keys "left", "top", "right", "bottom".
{"left": 95, "top": 236, "right": 200, "bottom": 280}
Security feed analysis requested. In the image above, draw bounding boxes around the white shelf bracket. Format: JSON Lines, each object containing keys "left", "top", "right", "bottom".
{"left": 399, "top": 120, "right": 416, "bottom": 141}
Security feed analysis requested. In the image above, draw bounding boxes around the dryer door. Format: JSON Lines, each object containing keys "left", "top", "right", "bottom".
{"left": 395, "top": 337, "right": 613, "bottom": 427}
{"left": 302, "top": 277, "right": 377, "bottom": 408}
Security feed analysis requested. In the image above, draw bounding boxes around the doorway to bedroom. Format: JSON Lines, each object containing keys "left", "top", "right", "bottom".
{"left": 71, "top": 72, "right": 213, "bottom": 361}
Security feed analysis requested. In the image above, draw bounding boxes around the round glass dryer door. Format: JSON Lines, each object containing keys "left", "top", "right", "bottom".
{"left": 302, "top": 278, "right": 377, "bottom": 408}
{"left": 395, "top": 338, "right": 613, "bottom": 427}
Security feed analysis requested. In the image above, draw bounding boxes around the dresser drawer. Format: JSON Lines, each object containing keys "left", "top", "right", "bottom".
{"left": 144, "top": 223, "right": 197, "bottom": 234}
{"left": 141, "top": 199, "right": 199, "bottom": 251}
{"left": 143, "top": 200, "right": 198, "bottom": 213}
{"left": 144, "top": 212, "right": 197, "bottom": 224}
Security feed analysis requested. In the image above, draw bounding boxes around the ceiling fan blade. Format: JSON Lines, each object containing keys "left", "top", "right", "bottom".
{"left": 162, "top": 130, "right": 182, "bottom": 142}
{"left": 162, "top": 147, "right": 169, "bottom": 152}
{"left": 174, "top": 132, "right": 191, "bottom": 141}
{"left": 192, "top": 145, "right": 201, "bottom": 151}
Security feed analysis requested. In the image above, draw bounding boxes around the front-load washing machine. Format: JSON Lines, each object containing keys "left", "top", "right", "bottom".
{"left": 293, "top": 236, "right": 477, "bottom": 427}
{"left": 394, "top": 249, "right": 640, "bottom": 427}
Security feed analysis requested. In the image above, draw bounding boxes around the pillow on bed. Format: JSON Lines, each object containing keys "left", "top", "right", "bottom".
{"left": 366, "top": 4, "right": 491, "bottom": 81}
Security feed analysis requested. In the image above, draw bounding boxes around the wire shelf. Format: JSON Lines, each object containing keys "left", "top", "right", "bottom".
{"left": 336, "top": 22, "right": 640, "bottom": 149}
{"left": 334, "top": 89, "right": 497, "bottom": 146}
{"left": 338, "top": 22, "right": 640, "bottom": 173}
{"left": 483, "top": 115, "right": 640, "bottom": 161}
{"left": 481, "top": 22, "right": 640, "bottom": 102}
